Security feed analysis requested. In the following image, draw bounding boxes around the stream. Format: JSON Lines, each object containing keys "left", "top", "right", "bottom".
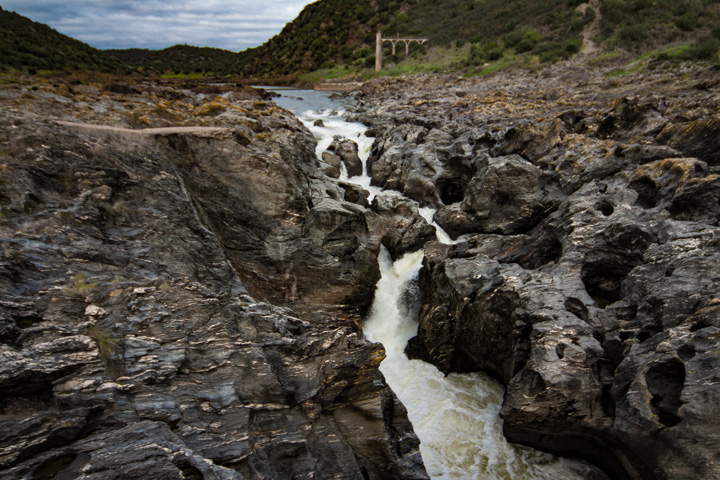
{"left": 267, "top": 88, "right": 607, "bottom": 480}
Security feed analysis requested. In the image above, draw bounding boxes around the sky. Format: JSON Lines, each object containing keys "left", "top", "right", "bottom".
{"left": 1, "top": 0, "right": 316, "bottom": 51}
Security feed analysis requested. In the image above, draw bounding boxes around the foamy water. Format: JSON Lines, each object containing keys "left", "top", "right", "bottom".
{"left": 268, "top": 89, "right": 607, "bottom": 480}
{"left": 363, "top": 248, "right": 605, "bottom": 480}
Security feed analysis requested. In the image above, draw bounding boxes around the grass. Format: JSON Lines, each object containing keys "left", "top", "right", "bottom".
{"left": 292, "top": 37, "right": 704, "bottom": 84}
{"left": 299, "top": 66, "right": 358, "bottom": 83}
{"left": 65, "top": 273, "right": 98, "bottom": 295}
{"left": 299, "top": 41, "right": 572, "bottom": 82}
{"left": 298, "top": 44, "right": 472, "bottom": 82}
{"left": 631, "top": 44, "right": 691, "bottom": 63}
{"left": 87, "top": 325, "right": 118, "bottom": 364}
{"left": 583, "top": 51, "right": 623, "bottom": 65}
{"left": 606, "top": 43, "right": 693, "bottom": 77}
{"left": 160, "top": 71, "right": 209, "bottom": 79}
{"left": 476, "top": 54, "right": 518, "bottom": 76}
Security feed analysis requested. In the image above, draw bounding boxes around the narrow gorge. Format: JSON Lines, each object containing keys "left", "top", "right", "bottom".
{"left": 1, "top": 63, "right": 719, "bottom": 480}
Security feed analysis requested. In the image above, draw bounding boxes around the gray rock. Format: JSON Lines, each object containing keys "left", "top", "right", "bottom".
{"left": 356, "top": 71, "right": 720, "bottom": 480}
{"left": 434, "top": 154, "right": 548, "bottom": 237}
{"left": 0, "top": 97, "right": 427, "bottom": 480}
{"left": 371, "top": 195, "right": 437, "bottom": 259}
{"left": 328, "top": 139, "right": 363, "bottom": 177}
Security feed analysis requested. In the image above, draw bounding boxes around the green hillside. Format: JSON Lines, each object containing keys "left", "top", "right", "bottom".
{"left": 2, "top": 0, "right": 719, "bottom": 79}
{"left": 240, "top": 0, "right": 591, "bottom": 75}
{"left": 0, "top": 7, "right": 124, "bottom": 73}
{"left": 106, "top": 45, "right": 246, "bottom": 77}
{"left": 238, "top": 0, "right": 720, "bottom": 76}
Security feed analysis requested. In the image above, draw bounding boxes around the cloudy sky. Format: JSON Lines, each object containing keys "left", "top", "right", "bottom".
{"left": 2, "top": 0, "right": 316, "bottom": 51}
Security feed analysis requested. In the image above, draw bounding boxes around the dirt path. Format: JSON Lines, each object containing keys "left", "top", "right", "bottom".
{"left": 577, "top": 0, "right": 602, "bottom": 57}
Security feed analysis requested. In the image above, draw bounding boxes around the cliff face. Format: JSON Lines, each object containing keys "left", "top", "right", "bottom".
{"left": 0, "top": 81, "right": 427, "bottom": 479}
{"left": 352, "top": 66, "right": 720, "bottom": 480}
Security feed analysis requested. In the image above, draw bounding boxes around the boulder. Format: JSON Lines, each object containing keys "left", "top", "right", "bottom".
{"left": 434, "top": 155, "right": 549, "bottom": 237}
{"left": 328, "top": 139, "right": 363, "bottom": 177}
{"left": 656, "top": 117, "right": 720, "bottom": 166}
{"left": 371, "top": 195, "right": 437, "bottom": 259}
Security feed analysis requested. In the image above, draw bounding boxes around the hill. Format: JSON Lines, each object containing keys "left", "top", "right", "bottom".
{"left": 0, "top": 7, "right": 124, "bottom": 73}
{"left": 106, "top": 45, "right": 246, "bottom": 77}
{"left": 2, "top": 1, "right": 719, "bottom": 79}
{"left": 237, "top": 0, "right": 720, "bottom": 76}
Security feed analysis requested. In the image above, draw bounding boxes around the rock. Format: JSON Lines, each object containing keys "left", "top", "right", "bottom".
{"left": 328, "top": 139, "right": 363, "bottom": 177}
{"left": 371, "top": 195, "right": 437, "bottom": 259}
{"left": 320, "top": 151, "right": 342, "bottom": 178}
{"left": 595, "top": 96, "right": 668, "bottom": 141}
{"left": 616, "top": 143, "right": 681, "bottom": 165}
{"left": 338, "top": 181, "right": 371, "bottom": 207}
{"left": 434, "top": 154, "right": 550, "bottom": 237}
{"left": 313, "top": 119, "right": 324, "bottom": 127}
{"left": 628, "top": 158, "right": 720, "bottom": 224}
{"left": 656, "top": 117, "right": 720, "bottom": 165}
{"left": 355, "top": 70, "right": 720, "bottom": 480}
{"left": 0, "top": 86, "right": 427, "bottom": 480}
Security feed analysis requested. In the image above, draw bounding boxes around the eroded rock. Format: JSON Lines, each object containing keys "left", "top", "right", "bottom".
{"left": 353, "top": 69, "right": 720, "bottom": 480}
{"left": 0, "top": 85, "right": 427, "bottom": 480}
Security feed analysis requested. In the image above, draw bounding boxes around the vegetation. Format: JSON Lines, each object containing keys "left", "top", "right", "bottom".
{"left": 0, "top": 7, "right": 124, "bottom": 73}
{"left": 87, "top": 326, "right": 118, "bottom": 364}
{"left": 107, "top": 45, "right": 247, "bottom": 77}
{"left": 65, "top": 273, "right": 98, "bottom": 295}
{"left": 237, "top": 0, "right": 720, "bottom": 77}
{"left": 237, "top": 0, "right": 593, "bottom": 76}
{"left": 598, "top": 0, "right": 719, "bottom": 50}
{"left": 1, "top": 0, "right": 719, "bottom": 80}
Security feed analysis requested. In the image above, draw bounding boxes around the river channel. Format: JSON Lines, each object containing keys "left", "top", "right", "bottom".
{"left": 266, "top": 87, "right": 607, "bottom": 480}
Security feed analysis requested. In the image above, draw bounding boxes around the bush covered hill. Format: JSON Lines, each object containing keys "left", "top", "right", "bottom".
{"left": 107, "top": 45, "right": 247, "bottom": 77}
{"left": 2, "top": 1, "right": 720, "bottom": 78}
{"left": 237, "top": 0, "right": 720, "bottom": 76}
{"left": 0, "top": 7, "right": 124, "bottom": 73}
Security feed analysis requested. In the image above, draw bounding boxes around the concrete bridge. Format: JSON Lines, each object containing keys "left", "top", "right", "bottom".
{"left": 375, "top": 31, "right": 427, "bottom": 71}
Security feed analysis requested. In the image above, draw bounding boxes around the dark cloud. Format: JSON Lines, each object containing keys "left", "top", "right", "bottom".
{"left": 2, "top": 0, "right": 313, "bottom": 50}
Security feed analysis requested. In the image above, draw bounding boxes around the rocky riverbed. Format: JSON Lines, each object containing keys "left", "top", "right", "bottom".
{"left": 349, "top": 64, "right": 720, "bottom": 480}
{"left": 0, "top": 62, "right": 719, "bottom": 480}
{"left": 0, "top": 77, "right": 426, "bottom": 479}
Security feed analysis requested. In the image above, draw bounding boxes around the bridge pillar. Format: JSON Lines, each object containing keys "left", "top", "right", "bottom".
{"left": 375, "top": 32, "right": 427, "bottom": 71}
{"left": 375, "top": 31, "right": 383, "bottom": 71}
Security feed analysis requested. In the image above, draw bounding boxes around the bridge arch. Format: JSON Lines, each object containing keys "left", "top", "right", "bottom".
{"left": 375, "top": 31, "right": 427, "bottom": 71}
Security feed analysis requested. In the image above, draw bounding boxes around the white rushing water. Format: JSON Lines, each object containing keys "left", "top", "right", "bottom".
{"left": 269, "top": 89, "right": 606, "bottom": 480}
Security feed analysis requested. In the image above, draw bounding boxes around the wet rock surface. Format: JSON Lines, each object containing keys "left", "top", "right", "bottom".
{"left": 352, "top": 67, "right": 720, "bottom": 480}
{"left": 0, "top": 80, "right": 427, "bottom": 479}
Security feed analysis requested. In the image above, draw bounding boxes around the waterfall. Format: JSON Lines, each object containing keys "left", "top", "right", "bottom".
{"left": 269, "top": 89, "right": 606, "bottom": 480}
{"left": 363, "top": 248, "right": 604, "bottom": 480}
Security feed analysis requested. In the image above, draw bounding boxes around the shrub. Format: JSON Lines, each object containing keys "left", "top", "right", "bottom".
{"left": 675, "top": 12, "right": 697, "bottom": 31}
{"left": 66, "top": 273, "right": 97, "bottom": 295}
{"left": 487, "top": 48, "right": 503, "bottom": 61}
{"left": 619, "top": 23, "right": 648, "bottom": 43}
{"left": 516, "top": 29, "right": 542, "bottom": 53}
{"left": 539, "top": 49, "right": 562, "bottom": 63}
{"left": 87, "top": 326, "right": 118, "bottom": 364}
{"left": 564, "top": 38, "right": 583, "bottom": 54}
{"left": 502, "top": 29, "right": 524, "bottom": 48}
{"left": 688, "top": 36, "right": 720, "bottom": 60}
{"left": 468, "top": 44, "right": 484, "bottom": 64}
{"left": 584, "top": 7, "right": 596, "bottom": 23}
{"left": 600, "top": 0, "right": 626, "bottom": 25}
